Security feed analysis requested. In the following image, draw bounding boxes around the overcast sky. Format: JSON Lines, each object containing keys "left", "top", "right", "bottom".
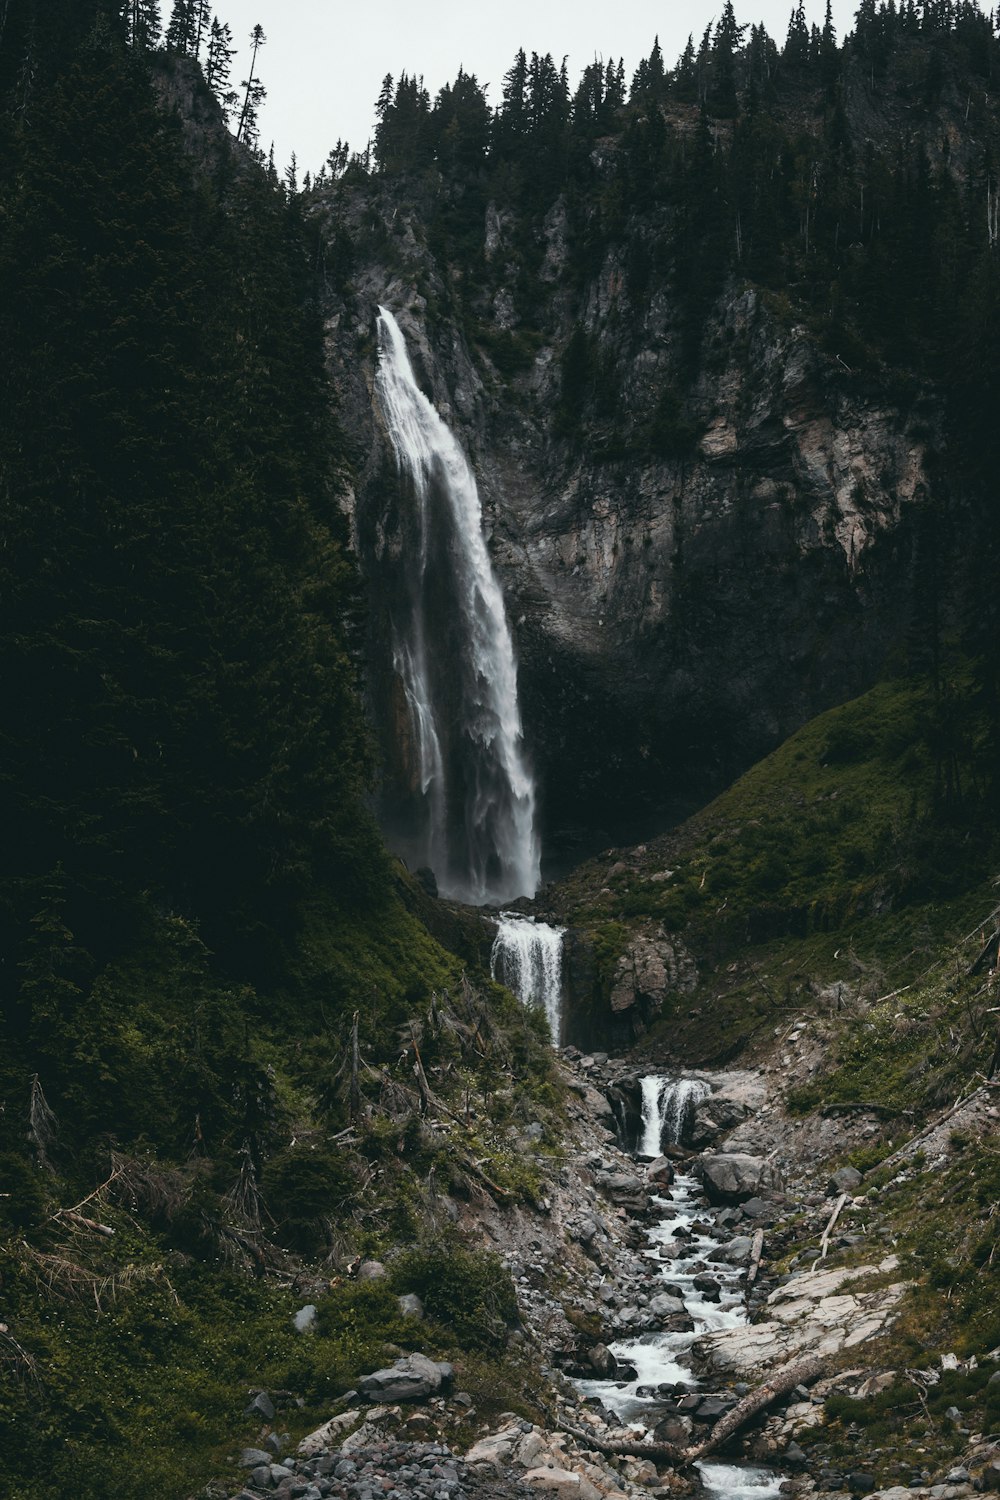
{"left": 205, "top": 0, "right": 856, "bottom": 177}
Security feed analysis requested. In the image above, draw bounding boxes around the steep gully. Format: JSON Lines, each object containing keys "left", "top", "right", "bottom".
{"left": 372, "top": 312, "right": 795, "bottom": 1498}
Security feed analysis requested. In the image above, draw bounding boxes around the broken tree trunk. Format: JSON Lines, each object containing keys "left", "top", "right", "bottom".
{"left": 559, "top": 1356, "right": 824, "bottom": 1470}
{"left": 688, "top": 1355, "right": 825, "bottom": 1461}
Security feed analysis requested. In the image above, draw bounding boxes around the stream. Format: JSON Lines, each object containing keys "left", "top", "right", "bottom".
{"left": 575, "top": 1077, "right": 787, "bottom": 1500}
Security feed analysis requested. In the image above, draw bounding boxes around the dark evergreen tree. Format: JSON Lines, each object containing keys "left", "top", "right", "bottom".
{"left": 205, "top": 15, "right": 236, "bottom": 119}
{"left": 236, "top": 21, "right": 266, "bottom": 147}
{"left": 165, "top": 0, "right": 196, "bottom": 54}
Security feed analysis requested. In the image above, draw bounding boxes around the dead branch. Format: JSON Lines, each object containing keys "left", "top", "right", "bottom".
{"left": 812, "top": 1193, "right": 849, "bottom": 1270}
{"left": 0, "top": 1326, "right": 40, "bottom": 1388}
{"left": 59, "top": 1210, "right": 114, "bottom": 1237}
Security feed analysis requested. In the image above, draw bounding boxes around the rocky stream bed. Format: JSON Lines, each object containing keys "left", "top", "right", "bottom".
{"left": 219, "top": 1051, "right": 1000, "bottom": 1500}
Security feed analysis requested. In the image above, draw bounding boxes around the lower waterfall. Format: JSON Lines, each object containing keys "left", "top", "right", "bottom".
{"left": 638, "top": 1075, "right": 711, "bottom": 1157}
{"left": 490, "top": 913, "right": 565, "bottom": 1046}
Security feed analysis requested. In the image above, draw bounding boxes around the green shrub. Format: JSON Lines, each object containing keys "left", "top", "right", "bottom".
{"left": 389, "top": 1244, "right": 517, "bottom": 1348}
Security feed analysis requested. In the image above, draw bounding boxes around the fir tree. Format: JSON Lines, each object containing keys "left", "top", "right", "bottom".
{"left": 205, "top": 15, "right": 236, "bottom": 120}
{"left": 236, "top": 22, "right": 266, "bottom": 147}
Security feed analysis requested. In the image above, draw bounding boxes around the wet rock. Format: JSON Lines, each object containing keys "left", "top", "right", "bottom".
{"left": 587, "top": 1344, "right": 618, "bottom": 1377}
{"left": 692, "top": 1274, "right": 722, "bottom": 1302}
{"left": 653, "top": 1415, "right": 693, "bottom": 1445}
{"left": 708, "top": 1235, "right": 753, "bottom": 1265}
{"left": 647, "top": 1156, "right": 675, "bottom": 1187}
{"left": 649, "top": 1292, "right": 686, "bottom": 1318}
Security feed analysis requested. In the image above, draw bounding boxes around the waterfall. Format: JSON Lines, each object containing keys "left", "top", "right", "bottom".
{"left": 490, "top": 913, "right": 565, "bottom": 1046}
{"left": 374, "top": 307, "right": 540, "bottom": 906}
{"left": 638, "top": 1076, "right": 711, "bottom": 1157}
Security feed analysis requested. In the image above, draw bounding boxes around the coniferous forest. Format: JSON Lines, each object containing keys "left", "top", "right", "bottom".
{"left": 5, "top": 2, "right": 1000, "bottom": 1497}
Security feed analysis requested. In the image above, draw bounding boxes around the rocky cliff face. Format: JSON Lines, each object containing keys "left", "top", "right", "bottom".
{"left": 316, "top": 165, "right": 938, "bottom": 871}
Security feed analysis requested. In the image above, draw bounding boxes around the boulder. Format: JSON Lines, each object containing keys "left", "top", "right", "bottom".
{"left": 828, "top": 1166, "right": 864, "bottom": 1196}
{"left": 239, "top": 1448, "right": 272, "bottom": 1468}
{"left": 293, "top": 1304, "right": 318, "bottom": 1334}
{"left": 653, "top": 1415, "right": 693, "bottom": 1445}
{"left": 595, "top": 1171, "right": 650, "bottom": 1212}
{"left": 647, "top": 1156, "right": 675, "bottom": 1187}
{"left": 696, "top": 1154, "right": 783, "bottom": 1205}
{"left": 587, "top": 1344, "right": 618, "bottom": 1377}
{"left": 245, "top": 1391, "right": 275, "bottom": 1421}
{"left": 357, "top": 1352, "right": 450, "bottom": 1402}
{"left": 397, "top": 1293, "right": 424, "bottom": 1319}
{"left": 708, "top": 1235, "right": 754, "bottom": 1264}
{"left": 357, "top": 1260, "right": 386, "bottom": 1281}
{"left": 649, "top": 1292, "right": 687, "bottom": 1318}
{"left": 297, "top": 1410, "right": 361, "bottom": 1457}
{"left": 523, "top": 1467, "right": 602, "bottom": 1500}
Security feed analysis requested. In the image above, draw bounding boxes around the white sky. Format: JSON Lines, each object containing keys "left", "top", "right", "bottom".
{"left": 201, "top": 0, "right": 856, "bottom": 177}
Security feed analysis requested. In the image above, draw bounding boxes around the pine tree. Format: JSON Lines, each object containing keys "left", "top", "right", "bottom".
{"left": 236, "top": 22, "right": 266, "bottom": 148}
{"left": 205, "top": 16, "right": 236, "bottom": 119}
{"left": 123, "top": 0, "right": 161, "bottom": 49}
{"left": 165, "top": 0, "right": 196, "bottom": 54}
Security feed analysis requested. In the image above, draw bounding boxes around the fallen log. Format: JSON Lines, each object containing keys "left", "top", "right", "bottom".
{"left": 745, "top": 1228, "right": 765, "bottom": 1291}
{"left": 558, "top": 1355, "right": 825, "bottom": 1470}
{"left": 556, "top": 1421, "right": 683, "bottom": 1467}
{"left": 689, "top": 1355, "right": 825, "bottom": 1461}
{"left": 811, "top": 1192, "right": 848, "bottom": 1270}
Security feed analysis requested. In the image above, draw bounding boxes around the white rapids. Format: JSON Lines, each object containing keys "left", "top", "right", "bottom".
{"left": 490, "top": 912, "right": 565, "bottom": 1046}
{"left": 575, "top": 1077, "right": 785, "bottom": 1499}
{"left": 375, "top": 306, "right": 540, "bottom": 906}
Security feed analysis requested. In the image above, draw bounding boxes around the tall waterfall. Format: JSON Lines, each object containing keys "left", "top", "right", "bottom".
{"left": 491, "top": 914, "right": 565, "bottom": 1046}
{"left": 374, "top": 307, "right": 540, "bottom": 906}
{"left": 638, "top": 1076, "right": 711, "bottom": 1157}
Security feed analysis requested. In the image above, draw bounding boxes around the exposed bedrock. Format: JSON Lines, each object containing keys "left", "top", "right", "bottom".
{"left": 320, "top": 189, "right": 935, "bottom": 868}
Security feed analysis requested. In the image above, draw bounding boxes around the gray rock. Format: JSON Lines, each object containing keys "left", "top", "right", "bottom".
{"left": 357, "top": 1260, "right": 386, "bottom": 1281}
{"left": 398, "top": 1293, "right": 424, "bottom": 1320}
{"left": 785, "top": 1442, "right": 808, "bottom": 1468}
{"left": 828, "top": 1166, "right": 864, "bottom": 1196}
{"left": 741, "top": 1197, "right": 778, "bottom": 1220}
{"left": 946, "top": 1469, "right": 971, "bottom": 1484}
{"left": 696, "top": 1154, "right": 783, "bottom": 1205}
{"left": 649, "top": 1292, "right": 687, "bottom": 1318}
{"left": 240, "top": 1448, "right": 272, "bottom": 1467}
{"left": 250, "top": 1466, "right": 272, "bottom": 1487}
{"left": 588, "top": 1344, "right": 618, "bottom": 1377}
{"left": 709, "top": 1235, "right": 754, "bottom": 1264}
{"left": 246, "top": 1390, "right": 276, "bottom": 1421}
{"left": 358, "top": 1352, "right": 446, "bottom": 1402}
{"left": 294, "top": 1304, "right": 319, "bottom": 1334}
{"left": 847, "top": 1474, "right": 876, "bottom": 1493}
{"left": 647, "top": 1156, "right": 675, "bottom": 1186}
{"left": 653, "top": 1415, "right": 693, "bottom": 1445}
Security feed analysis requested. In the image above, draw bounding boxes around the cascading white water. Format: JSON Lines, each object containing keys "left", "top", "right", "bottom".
{"left": 638, "top": 1075, "right": 711, "bottom": 1157}
{"left": 490, "top": 913, "right": 565, "bottom": 1046}
{"left": 374, "top": 307, "right": 540, "bottom": 906}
